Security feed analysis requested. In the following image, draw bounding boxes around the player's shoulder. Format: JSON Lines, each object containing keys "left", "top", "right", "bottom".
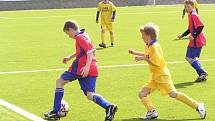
{"left": 98, "top": 1, "right": 104, "bottom": 5}
{"left": 190, "top": 11, "right": 200, "bottom": 19}
{"left": 150, "top": 42, "right": 161, "bottom": 51}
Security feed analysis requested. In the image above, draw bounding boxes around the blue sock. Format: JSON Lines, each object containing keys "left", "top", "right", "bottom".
{"left": 93, "top": 95, "right": 110, "bottom": 109}
{"left": 191, "top": 60, "right": 206, "bottom": 75}
{"left": 53, "top": 88, "right": 64, "bottom": 113}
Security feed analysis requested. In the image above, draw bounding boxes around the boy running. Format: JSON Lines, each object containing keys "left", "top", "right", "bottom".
{"left": 128, "top": 23, "right": 206, "bottom": 120}
{"left": 96, "top": 0, "right": 116, "bottom": 48}
{"left": 44, "top": 20, "right": 118, "bottom": 121}
{"left": 178, "top": 0, "right": 207, "bottom": 82}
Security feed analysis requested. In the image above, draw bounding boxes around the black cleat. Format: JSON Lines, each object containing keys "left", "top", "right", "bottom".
{"left": 44, "top": 110, "right": 61, "bottom": 120}
{"left": 195, "top": 73, "right": 208, "bottom": 83}
{"left": 111, "top": 43, "right": 114, "bottom": 47}
{"left": 105, "top": 104, "right": 118, "bottom": 121}
{"left": 99, "top": 43, "right": 107, "bottom": 48}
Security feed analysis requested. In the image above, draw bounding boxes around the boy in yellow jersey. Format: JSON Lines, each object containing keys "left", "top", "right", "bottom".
{"left": 182, "top": 0, "right": 199, "bottom": 19}
{"left": 128, "top": 23, "right": 206, "bottom": 120}
{"left": 96, "top": 0, "right": 116, "bottom": 48}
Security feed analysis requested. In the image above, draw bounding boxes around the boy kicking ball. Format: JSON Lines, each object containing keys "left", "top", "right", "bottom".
{"left": 128, "top": 23, "right": 206, "bottom": 120}
{"left": 44, "top": 20, "right": 118, "bottom": 121}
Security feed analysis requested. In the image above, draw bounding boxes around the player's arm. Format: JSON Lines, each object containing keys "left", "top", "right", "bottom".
{"left": 111, "top": 3, "right": 117, "bottom": 22}
{"left": 128, "top": 48, "right": 144, "bottom": 56}
{"left": 111, "top": 10, "right": 116, "bottom": 22}
{"left": 62, "top": 53, "right": 76, "bottom": 64}
{"left": 96, "top": 11, "right": 100, "bottom": 23}
{"left": 182, "top": 8, "right": 186, "bottom": 19}
{"left": 96, "top": 3, "right": 101, "bottom": 23}
{"left": 178, "top": 29, "right": 190, "bottom": 39}
{"left": 188, "top": 14, "right": 204, "bottom": 41}
{"left": 81, "top": 49, "right": 96, "bottom": 77}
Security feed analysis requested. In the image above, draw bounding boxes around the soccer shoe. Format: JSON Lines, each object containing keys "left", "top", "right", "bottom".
{"left": 196, "top": 103, "right": 206, "bottom": 119}
{"left": 195, "top": 73, "right": 208, "bottom": 82}
{"left": 105, "top": 104, "right": 118, "bottom": 121}
{"left": 44, "top": 110, "right": 61, "bottom": 120}
{"left": 99, "top": 43, "right": 107, "bottom": 48}
{"left": 140, "top": 110, "right": 158, "bottom": 120}
{"left": 111, "top": 43, "right": 114, "bottom": 47}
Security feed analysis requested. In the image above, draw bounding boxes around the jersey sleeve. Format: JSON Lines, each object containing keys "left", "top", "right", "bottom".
{"left": 111, "top": 3, "right": 116, "bottom": 11}
{"left": 192, "top": 14, "right": 204, "bottom": 29}
{"left": 149, "top": 46, "right": 162, "bottom": 66}
{"left": 97, "top": 3, "right": 101, "bottom": 12}
{"left": 77, "top": 35, "right": 94, "bottom": 54}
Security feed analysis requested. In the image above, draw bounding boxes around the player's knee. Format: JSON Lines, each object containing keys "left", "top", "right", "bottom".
{"left": 110, "top": 31, "right": 114, "bottom": 35}
{"left": 101, "top": 29, "right": 105, "bottom": 33}
{"left": 185, "top": 57, "right": 190, "bottom": 62}
{"left": 138, "top": 88, "right": 150, "bottom": 98}
{"left": 169, "top": 91, "right": 177, "bottom": 98}
{"left": 56, "top": 78, "right": 67, "bottom": 88}
{"left": 86, "top": 92, "right": 94, "bottom": 101}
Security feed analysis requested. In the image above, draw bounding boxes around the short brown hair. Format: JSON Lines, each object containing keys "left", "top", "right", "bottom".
{"left": 140, "top": 23, "right": 159, "bottom": 40}
{"left": 63, "top": 20, "right": 79, "bottom": 31}
{"left": 184, "top": 0, "right": 195, "bottom": 6}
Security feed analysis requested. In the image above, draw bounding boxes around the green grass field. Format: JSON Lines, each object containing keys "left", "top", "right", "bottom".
{"left": 0, "top": 4, "right": 215, "bottom": 121}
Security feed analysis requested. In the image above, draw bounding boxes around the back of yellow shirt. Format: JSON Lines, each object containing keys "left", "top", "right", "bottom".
{"left": 144, "top": 41, "right": 172, "bottom": 83}
{"left": 97, "top": 1, "right": 116, "bottom": 24}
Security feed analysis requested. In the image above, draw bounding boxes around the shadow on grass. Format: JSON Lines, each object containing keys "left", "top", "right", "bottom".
{"left": 172, "top": 37, "right": 189, "bottom": 41}
{"left": 174, "top": 81, "right": 196, "bottom": 89}
{"left": 117, "top": 118, "right": 202, "bottom": 121}
{"left": 96, "top": 45, "right": 113, "bottom": 50}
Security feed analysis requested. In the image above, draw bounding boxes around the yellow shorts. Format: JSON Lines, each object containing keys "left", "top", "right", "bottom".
{"left": 101, "top": 23, "right": 113, "bottom": 32}
{"left": 143, "top": 80, "right": 176, "bottom": 96}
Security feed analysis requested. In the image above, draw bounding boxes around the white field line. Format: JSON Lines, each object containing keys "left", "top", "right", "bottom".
{"left": 0, "top": 59, "right": 215, "bottom": 75}
{"left": 0, "top": 9, "right": 215, "bottom": 20}
{"left": 0, "top": 99, "right": 45, "bottom": 121}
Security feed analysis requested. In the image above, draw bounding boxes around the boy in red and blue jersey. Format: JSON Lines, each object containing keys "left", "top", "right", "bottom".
{"left": 178, "top": 0, "right": 207, "bottom": 82}
{"left": 44, "top": 20, "right": 118, "bottom": 121}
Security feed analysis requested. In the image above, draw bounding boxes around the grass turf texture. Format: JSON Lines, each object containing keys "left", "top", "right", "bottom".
{"left": 0, "top": 5, "right": 215, "bottom": 121}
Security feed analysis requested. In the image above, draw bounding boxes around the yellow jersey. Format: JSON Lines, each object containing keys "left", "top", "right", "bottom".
{"left": 144, "top": 40, "right": 172, "bottom": 83}
{"left": 97, "top": 1, "right": 116, "bottom": 24}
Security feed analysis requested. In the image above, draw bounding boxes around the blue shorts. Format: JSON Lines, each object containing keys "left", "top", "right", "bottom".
{"left": 60, "top": 71, "right": 96, "bottom": 96}
{"left": 186, "top": 47, "right": 202, "bottom": 59}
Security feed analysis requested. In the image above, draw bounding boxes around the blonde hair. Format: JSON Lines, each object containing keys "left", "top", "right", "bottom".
{"left": 140, "top": 23, "right": 160, "bottom": 40}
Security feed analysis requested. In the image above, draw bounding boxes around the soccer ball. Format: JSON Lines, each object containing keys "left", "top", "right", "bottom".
{"left": 60, "top": 100, "right": 69, "bottom": 117}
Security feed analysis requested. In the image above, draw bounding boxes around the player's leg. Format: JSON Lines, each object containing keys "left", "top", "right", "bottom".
{"left": 139, "top": 81, "right": 158, "bottom": 120}
{"left": 185, "top": 47, "right": 207, "bottom": 82}
{"left": 45, "top": 71, "right": 77, "bottom": 119}
{"left": 99, "top": 24, "right": 107, "bottom": 48}
{"left": 78, "top": 76, "right": 118, "bottom": 121}
{"left": 168, "top": 91, "right": 206, "bottom": 119}
{"left": 108, "top": 23, "right": 114, "bottom": 47}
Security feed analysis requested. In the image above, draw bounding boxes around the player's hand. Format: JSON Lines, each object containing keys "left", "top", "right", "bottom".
{"left": 178, "top": 34, "right": 183, "bottom": 39}
{"left": 135, "top": 56, "right": 144, "bottom": 62}
{"left": 128, "top": 48, "right": 136, "bottom": 55}
{"left": 189, "top": 35, "right": 194, "bottom": 41}
{"left": 81, "top": 66, "right": 90, "bottom": 77}
{"left": 62, "top": 56, "right": 71, "bottom": 64}
{"left": 182, "top": 15, "right": 185, "bottom": 19}
{"left": 111, "top": 19, "right": 115, "bottom": 22}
